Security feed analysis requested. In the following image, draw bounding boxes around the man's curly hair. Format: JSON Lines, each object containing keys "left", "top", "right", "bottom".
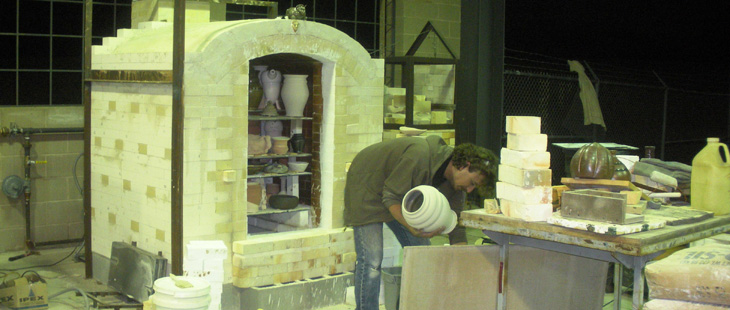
{"left": 452, "top": 143, "right": 499, "bottom": 197}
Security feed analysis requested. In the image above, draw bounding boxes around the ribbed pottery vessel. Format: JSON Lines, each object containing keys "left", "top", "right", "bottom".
{"left": 401, "top": 185, "right": 457, "bottom": 234}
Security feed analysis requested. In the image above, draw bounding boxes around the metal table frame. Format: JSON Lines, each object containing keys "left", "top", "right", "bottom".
{"left": 461, "top": 209, "right": 730, "bottom": 310}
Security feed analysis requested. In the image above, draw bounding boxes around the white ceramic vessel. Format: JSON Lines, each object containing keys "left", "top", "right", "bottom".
{"left": 258, "top": 69, "right": 282, "bottom": 110}
{"left": 287, "top": 161, "right": 309, "bottom": 172}
{"left": 280, "top": 74, "right": 309, "bottom": 116}
{"left": 262, "top": 120, "right": 284, "bottom": 137}
{"left": 401, "top": 185, "right": 457, "bottom": 234}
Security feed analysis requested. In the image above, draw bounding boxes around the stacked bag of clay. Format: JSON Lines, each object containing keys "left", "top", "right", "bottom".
{"left": 184, "top": 240, "right": 227, "bottom": 310}
{"left": 643, "top": 242, "right": 730, "bottom": 309}
{"left": 496, "top": 116, "right": 553, "bottom": 221}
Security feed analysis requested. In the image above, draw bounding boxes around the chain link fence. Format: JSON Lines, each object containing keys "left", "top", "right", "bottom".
{"left": 503, "top": 51, "right": 730, "bottom": 183}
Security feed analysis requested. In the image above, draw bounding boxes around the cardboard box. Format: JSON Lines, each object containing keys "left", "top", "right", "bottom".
{"left": 0, "top": 277, "right": 48, "bottom": 310}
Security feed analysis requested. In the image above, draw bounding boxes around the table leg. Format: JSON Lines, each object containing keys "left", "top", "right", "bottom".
{"left": 615, "top": 252, "right": 663, "bottom": 310}
{"left": 614, "top": 262, "right": 623, "bottom": 310}
{"left": 484, "top": 231, "right": 509, "bottom": 310}
{"left": 498, "top": 239, "right": 509, "bottom": 310}
{"left": 632, "top": 257, "right": 646, "bottom": 310}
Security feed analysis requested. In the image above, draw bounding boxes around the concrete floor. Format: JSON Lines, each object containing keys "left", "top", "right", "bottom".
{"left": 1, "top": 230, "right": 632, "bottom": 310}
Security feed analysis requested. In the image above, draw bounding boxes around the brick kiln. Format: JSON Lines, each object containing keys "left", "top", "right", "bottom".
{"left": 90, "top": 19, "right": 384, "bottom": 288}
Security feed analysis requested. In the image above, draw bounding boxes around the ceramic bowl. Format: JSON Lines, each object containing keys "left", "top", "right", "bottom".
{"left": 247, "top": 164, "right": 265, "bottom": 175}
{"left": 264, "top": 163, "right": 288, "bottom": 174}
{"left": 287, "top": 161, "right": 309, "bottom": 172}
{"left": 268, "top": 194, "right": 299, "bottom": 210}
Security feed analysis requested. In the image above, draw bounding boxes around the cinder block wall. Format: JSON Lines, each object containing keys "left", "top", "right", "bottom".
{"left": 0, "top": 106, "right": 84, "bottom": 251}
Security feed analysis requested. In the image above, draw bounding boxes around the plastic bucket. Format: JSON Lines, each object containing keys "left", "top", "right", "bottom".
{"left": 151, "top": 277, "right": 211, "bottom": 310}
{"left": 691, "top": 137, "right": 730, "bottom": 215}
{"left": 382, "top": 267, "right": 402, "bottom": 310}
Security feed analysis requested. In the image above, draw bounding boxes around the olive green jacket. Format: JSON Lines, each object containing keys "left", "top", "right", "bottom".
{"left": 343, "top": 136, "right": 467, "bottom": 244}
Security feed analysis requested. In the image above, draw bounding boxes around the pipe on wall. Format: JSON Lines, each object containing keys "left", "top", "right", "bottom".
{"left": 0, "top": 125, "right": 85, "bottom": 252}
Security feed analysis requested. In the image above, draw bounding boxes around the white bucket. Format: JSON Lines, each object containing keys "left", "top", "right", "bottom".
{"left": 151, "top": 277, "right": 211, "bottom": 310}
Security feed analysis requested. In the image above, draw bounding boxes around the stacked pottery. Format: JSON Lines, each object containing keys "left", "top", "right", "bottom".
{"left": 263, "top": 120, "right": 284, "bottom": 137}
{"left": 247, "top": 134, "right": 271, "bottom": 155}
{"left": 280, "top": 74, "right": 309, "bottom": 116}
{"left": 248, "top": 66, "right": 267, "bottom": 111}
{"left": 289, "top": 133, "right": 306, "bottom": 153}
{"left": 258, "top": 69, "right": 282, "bottom": 110}
{"left": 271, "top": 137, "right": 290, "bottom": 155}
{"left": 266, "top": 183, "right": 280, "bottom": 197}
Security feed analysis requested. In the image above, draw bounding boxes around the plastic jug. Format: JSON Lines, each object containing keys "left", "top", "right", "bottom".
{"left": 691, "top": 137, "right": 730, "bottom": 215}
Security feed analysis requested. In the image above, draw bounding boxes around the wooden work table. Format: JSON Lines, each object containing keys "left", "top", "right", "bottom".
{"left": 460, "top": 209, "right": 730, "bottom": 310}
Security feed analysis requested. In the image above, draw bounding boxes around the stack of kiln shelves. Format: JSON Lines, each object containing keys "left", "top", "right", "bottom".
{"left": 496, "top": 116, "right": 553, "bottom": 221}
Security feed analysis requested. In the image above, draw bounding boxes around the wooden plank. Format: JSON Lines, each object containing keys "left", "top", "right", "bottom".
{"left": 399, "top": 245, "right": 500, "bottom": 310}
{"left": 644, "top": 206, "right": 714, "bottom": 226}
{"left": 460, "top": 209, "right": 730, "bottom": 256}
{"left": 561, "top": 177, "right": 632, "bottom": 191}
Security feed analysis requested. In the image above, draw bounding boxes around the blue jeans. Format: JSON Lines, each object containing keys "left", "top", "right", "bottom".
{"left": 353, "top": 220, "right": 430, "bottom": 310}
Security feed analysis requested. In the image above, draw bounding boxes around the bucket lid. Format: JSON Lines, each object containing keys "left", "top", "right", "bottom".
{"left": 153, "top": 277, "right": 210, "bottom": 298}
{"left": 708, "top": 137, "right": 720, "bottom": 143}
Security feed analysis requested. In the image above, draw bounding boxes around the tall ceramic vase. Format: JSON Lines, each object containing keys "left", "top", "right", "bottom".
{"left": 258, "top": 69, "right": 282, "bottom": 110}
{"left": 280, "top": 74, "right": 309, "bottom": 117}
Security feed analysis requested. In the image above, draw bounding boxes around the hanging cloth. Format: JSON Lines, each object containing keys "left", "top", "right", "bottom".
{"left": 568, "top": 60, "right": 606, "bottom": 129}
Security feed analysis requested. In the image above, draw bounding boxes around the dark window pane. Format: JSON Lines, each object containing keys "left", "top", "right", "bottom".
{"left": 357, "top": 0, "right": 376, "bottom": 23}
{"left": 336, "top": 0, "right": 355, "bottom": 20}
{"left": 244, "top": 12, "right": 268, "bottom": 20}
{"left": 116, "top": 5, "right": 131, "bottom": 29}
{"left": 357, "top": 23, "right": 375, "bottom": 51}
{"left": 94, "top": 0, "right": 115, "bottom": 3}
{"left": 277, "top": 2, "right": 289, "bottom": 17}
{"left": 19, "top": 36, "right": 50, "bottom": 69}
{"left": 0, "top": 72, "right": 16, "bottom": 106}
{"left": 0, "top": 1, "right": 17, "bottom": 32}
{"left": 338, "top": 21, "right": 355, "bottom": 39}
{"left": 227, "top": 12, "right": 243, "bottom": 21}
{"left": 315, "top": 0, "right": 335, "bottom": 20}
{"left": 53, "top": 37, "right": 82, "bottom": 70}
{"left": 92, "top": 4, "right": 114, "bottom": 37}
{"left": 19, "top": 0, "right": 50, "bottom": 34}
{"left": 245, "top": 4, "right": 269, "bottom": 15}
{"left": 19, "top": 72, "right": 50, "bottom": 105}
{"left": 0, "top": 35, "right": 16, "bottom": 69}
{"left": 228, "top": 3, "right": 244, "bottom": 12}
{"left": 52, "top": 72, "right": 82, "bottom": 105}
{"left": 118, "top": 0, "right": 132, "bottom": 5}
{"left": 53, "top": 2, "right": 83, "bottom": 35}
{"left": 92, "top": 37, "right": 103, "bottom": 45}
{"left": 318, "top": 19, "right": 335, "bottom": 28}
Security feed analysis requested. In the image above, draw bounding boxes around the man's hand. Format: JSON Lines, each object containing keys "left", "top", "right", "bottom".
{"left": 407, "top": 226, "right": 444, "bottom": 239}
{"left": 388, "top": 203, "right": 444, "bottom": 238}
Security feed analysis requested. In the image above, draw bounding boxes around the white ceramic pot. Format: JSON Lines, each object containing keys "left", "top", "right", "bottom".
{"left": 280, "top": 74, "right": 309, "bottom": 116}
{"left": 262, "top": 120, "right": 284, "bottom": 137}
{"left": 287, "top": 161, "right": 309, "bottom": 172}
{"left": 401, "top": 185, "right": 457, "bottom": 234}
{"left": 258, "top": 69, "right": 282, "bottom": 110}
